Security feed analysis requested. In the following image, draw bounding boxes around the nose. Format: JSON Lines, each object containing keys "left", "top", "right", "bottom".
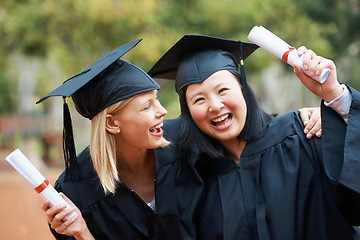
{"left": 155, "top": 101, "right": 167, "bottom": 118}
{"left": 208, "top": 97, "right": 224, "bottom": 113}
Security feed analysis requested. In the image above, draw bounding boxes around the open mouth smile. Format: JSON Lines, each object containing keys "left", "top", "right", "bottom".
{"left": 211, "top": 113, "right": 232, "bottom": 128}
{"left": 149, "top": 122, "right": 164, "bottom": 136}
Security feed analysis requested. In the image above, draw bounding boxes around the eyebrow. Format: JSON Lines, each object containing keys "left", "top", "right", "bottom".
{"left": 189, "top": 82, "right": 226, "bottom": 101}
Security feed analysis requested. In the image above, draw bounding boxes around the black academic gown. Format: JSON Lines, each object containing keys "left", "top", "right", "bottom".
{"left": 195, "top": 86, "right": 360, "bottom": 240}
{"left": 50, "top": 118, "right": 203, "bottom": 240}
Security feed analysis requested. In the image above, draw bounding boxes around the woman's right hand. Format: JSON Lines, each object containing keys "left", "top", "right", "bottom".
{"left": 294, "top": 47, "right": 343, "bottom": 103}
{"left": 41, "top": 193, "right": 95, "bottom": 240}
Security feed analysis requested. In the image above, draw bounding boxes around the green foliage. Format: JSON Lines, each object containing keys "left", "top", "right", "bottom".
{"left": 296, "top": 0, "right": 360, "bottom": 86}
{"left": 296, "top": 0, "right": 360, "bottom": 56}
{"left": 157, "top": 79, "right": 180, "bottom": 119}
{"left": 0, "top": 0, "right": 359, "bottom": 115}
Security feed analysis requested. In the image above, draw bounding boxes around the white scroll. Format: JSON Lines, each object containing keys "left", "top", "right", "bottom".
{"left": 247, "top": 25, "right": 330, "bottom": 83}
{"left": 5, "top": 149, "right": 77, "bottom": 221}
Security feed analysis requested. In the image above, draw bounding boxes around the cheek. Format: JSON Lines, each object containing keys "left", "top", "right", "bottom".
{"left": 189, "top": 105, "right": 207, "bottom": 124}
{"left": 237, "top": 95, "right": 246, "bottom": 110}
{"left": 234, "top": 96, "right": 247, "bottom": 122}
{"left": 122, "top": 115, "right": 152, "bottom": 134}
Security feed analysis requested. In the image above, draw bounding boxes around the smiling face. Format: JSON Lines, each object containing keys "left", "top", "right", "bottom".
{"left": 185, "top": 70, "right": 247, "bottom": 144}
{"left": 111, "top": 90, "right": 167, "bottom": 150}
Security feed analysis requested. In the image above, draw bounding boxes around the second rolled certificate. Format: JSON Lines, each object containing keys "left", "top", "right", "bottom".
{"left": 247, "top": 25, "right": 329, "bottom": 83}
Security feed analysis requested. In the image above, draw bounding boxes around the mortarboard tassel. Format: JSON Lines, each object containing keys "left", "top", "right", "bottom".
{"left": 62, "top": 97, "right": 82, "bottom": 182}
{"left": 239, "top": 60, "right": 247, "bottom": 84}
{"left": 239, "top": 42, "right": 247, "bottom": 85}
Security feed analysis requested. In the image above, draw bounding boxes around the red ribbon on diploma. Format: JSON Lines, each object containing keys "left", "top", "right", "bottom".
{"left": 34, "top": 179, "right": 49, "bottom": 193}
{"left": 282, "top": 47, "right": 296, "bottom": 63}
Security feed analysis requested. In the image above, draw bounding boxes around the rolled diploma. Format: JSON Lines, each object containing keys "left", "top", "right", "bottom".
{"left": 5, "top": 149, "right": 77, "bottom": 221}
{"left": 248, "top": 25, "right": 329, "bottom": 83}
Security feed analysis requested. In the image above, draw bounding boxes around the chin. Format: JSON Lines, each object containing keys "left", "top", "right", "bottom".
{"left": 149, "top": 138, "right": 165, "bottom": 148}
{"left": 210, "top": 130, "right": 240, "bottom": 141}
{"left": 218, "top": 136, "right": 237, "bottom": 141}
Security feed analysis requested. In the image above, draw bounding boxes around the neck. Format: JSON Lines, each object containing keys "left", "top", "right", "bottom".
{"left": 220, "top": 138, "right": 247, "bottom": 164}
{"left": 115, "top": 146, "right": 156, "bottom": 203}
{"left": 116, "top": 147, "right": 154, "bottom": 176}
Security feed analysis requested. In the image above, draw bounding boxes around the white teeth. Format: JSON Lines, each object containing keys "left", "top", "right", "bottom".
{"left": 150, "top": 122, "right": 163, "bottom": 131}
{"left": 212, "top": 114, "right": 229, "bottom": 123}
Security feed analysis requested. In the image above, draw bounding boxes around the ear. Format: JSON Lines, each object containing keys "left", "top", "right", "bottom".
{"left": 105, "top": 114, "right": 120, "bottom": 134}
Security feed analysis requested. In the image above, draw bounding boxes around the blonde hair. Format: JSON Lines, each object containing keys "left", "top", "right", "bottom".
{"left": 90, "top": 98, "right": 133, "bottom": 194}
{"left": 90, "top": 97, "right": 170, "bottom": 195}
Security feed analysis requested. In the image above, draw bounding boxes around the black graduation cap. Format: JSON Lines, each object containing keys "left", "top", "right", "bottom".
{"left": 37, "top": 39, "right": 160, "bottom": 182}
{"left": 147, "top": 34, "right": 259, "bottom": 92}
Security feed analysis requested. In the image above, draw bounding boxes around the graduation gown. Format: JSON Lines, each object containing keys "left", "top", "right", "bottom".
{"left": 50, "top": 118, "right": 203, "bottom": 240}
{"left": 195, "top": 86, "right": 360, "bottom": 240}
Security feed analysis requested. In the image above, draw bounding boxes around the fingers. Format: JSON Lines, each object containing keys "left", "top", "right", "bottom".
{"left": 41, "top": 200, "right": 51, "bottom": 212}
{"left": 295, "top": 47, "right": 342, "bottom": 104}
{"left": 297, "top": 48, "right": 335, "bottom": 78}
{"left": 300, "top": 107, "right": 322, "bottom": 139}
{"left": 42, "top": 193, "right": 86, "bottom": 237}
{"left": 53, "top": 215, "right": 78, "bottom": 235}
{"left": 45, "top": 203, "right": 66, "bottom": 223}
{"left": 300, "top": 49, "right": 313, "bottom": 72}
{"left": 305, "top": 119, "right": 322, "bottom": 139}
{"left": 49, "top": 206, "right": 77, "bottom": 234}
{"left": 293, "top": 48, "right": 313, "bottom": 85}
{"left": 297, "top": 46, "right": 307, "bottom": 55}
{"left": 299, "top": 107, "right": 310, "bottom": 126}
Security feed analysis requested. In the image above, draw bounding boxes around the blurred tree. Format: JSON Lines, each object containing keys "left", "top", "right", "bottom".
{"left": 296, "top": 0, "right": 360, "bottom": 55}
{"left": 146, "top": 0, "right": 335, "bottom": 70}
{"left": 0, "top": 0, "right": 359, "bottom": 155}
{"left": 296, "top": 0, "right": 360, "bottom": 88}
{"left": 0, "top": 0, "right": 358, "bottom": 116}
{"left": 146, "top": 0, "right": 337, "bottom": 113}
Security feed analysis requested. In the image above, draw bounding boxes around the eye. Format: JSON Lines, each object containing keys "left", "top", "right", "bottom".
{"left": 141, "top": 103, "right": 151, "bottom": 111}
{"left": 194, "top": 97, "right": 205, "bottom": 104}
{"left": 219, "top": 88, "right": 228, "bottom": 94}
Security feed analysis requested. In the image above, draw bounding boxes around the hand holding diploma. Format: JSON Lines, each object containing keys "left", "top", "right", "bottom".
{"left": 6, "top": 149, "right": 94, "bottom": 239}
{"left": 293, "top": 46, "right": 344, "bottom": 103}
{"left": 248, "top": 25, "right": 344, "bottom": 103}
{"left": 5, "top": 149, "right": 77, "bottom": 221}
{"left": 41, "top": 193, "right": 95, "bottom": 239}
{"left": 248, "top": 25, "right": 330, "bottom": 83}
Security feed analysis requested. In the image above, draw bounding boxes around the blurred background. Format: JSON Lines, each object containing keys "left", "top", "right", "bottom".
{"left": 0, "top": 0, "right": 359, "bottom": 239}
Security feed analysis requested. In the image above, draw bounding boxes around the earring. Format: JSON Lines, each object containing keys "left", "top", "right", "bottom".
{"left": 117, "top": 129, "right": 120, "bottom": 133}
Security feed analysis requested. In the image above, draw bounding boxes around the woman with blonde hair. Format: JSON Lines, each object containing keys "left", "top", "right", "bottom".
{"left": 39, "top": 39, "right": 203, "bottom": 240}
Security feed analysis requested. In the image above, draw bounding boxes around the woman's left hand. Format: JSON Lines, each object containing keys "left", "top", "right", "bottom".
{"left": 294, "top": 47, "right": 343, "bottom": 103}
{"left": 299, "top": 107, "right": 322, "bottom": 139}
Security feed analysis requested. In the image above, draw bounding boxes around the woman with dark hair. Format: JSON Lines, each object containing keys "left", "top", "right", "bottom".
{"left": 149, "top": 34, "right": 360, "bottom": 239}
{"left": 178, "top": 68, "right": 272, "bottom": 159}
